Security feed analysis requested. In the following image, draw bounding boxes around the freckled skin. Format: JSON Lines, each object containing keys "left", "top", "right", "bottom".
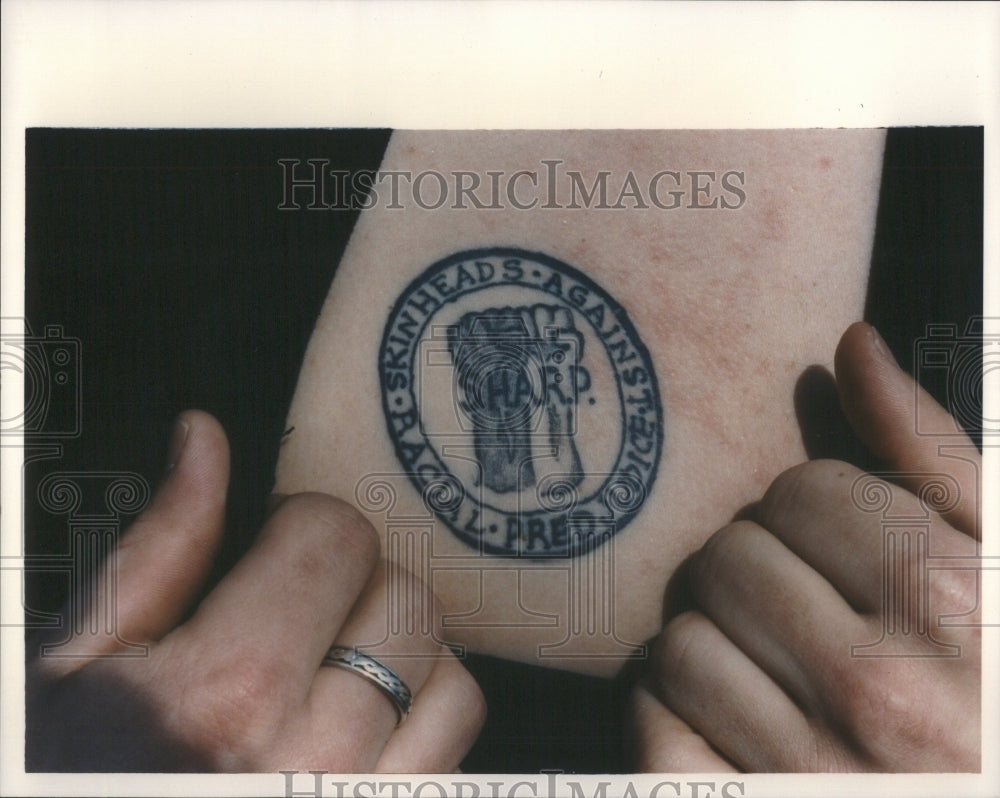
{"left": 275, "top": 130, "right": 885, "bottom": 676}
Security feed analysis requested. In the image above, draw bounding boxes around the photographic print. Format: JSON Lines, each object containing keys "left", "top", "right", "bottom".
{"left": 2, "top": 4, "right": 996, "bottom": 797}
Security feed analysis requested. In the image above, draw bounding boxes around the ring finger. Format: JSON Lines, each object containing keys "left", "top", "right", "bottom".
{"left": 375, "top": 650, "right": 486, "bottom": 773}
{"left": 293, "top": 562, "right": 446, "bottom": 771}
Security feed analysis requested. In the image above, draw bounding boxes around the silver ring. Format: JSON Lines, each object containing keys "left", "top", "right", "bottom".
{"left": 321, "top": 646, "right": 412, "bottom": 724}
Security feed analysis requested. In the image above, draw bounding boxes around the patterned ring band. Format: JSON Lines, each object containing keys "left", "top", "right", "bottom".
{"left": 321, "top": 646, "right": 413, "bottom": 724}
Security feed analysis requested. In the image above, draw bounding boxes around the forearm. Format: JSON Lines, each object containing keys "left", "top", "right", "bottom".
{"left": 275, "top": 129, "right": 885, "bottom": 675}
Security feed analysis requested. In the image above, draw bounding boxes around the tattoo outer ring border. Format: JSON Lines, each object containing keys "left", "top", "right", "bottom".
{"left": 378, "top": 247, "right": 664, "bottom": 559}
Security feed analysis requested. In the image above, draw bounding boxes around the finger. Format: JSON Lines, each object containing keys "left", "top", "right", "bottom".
{"left": 645, "top": 611, "right": 819, "bottom": 772}
{"left": 294, "top": 562, "right": 444, "bottom": 771}
{"left": 835, "top": 322, "right": 980, "bottom": 536}
{"left": 628, "top": 683, "right": 737, "bottom": 773}
{"left": 265, "top": 492, "right": 287, "bottom": 516}
{"left": 756, "top": 460, "right": 980, "bottom": 622}
{"left": 688, "top": 521, "right": 867, "bottom": 716}
{"left": 172, "top": 493, "right": 381, "bottom": 698}
{"left": 374, "top": 651, "right": 486, "bottom": 773}
{"left": 33, "top": 411, "right": 230, "bottom": 676}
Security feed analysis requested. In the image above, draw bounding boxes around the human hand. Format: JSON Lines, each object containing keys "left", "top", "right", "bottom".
{"left": 630, "top": 322, "right": 981, "bottom": 771}
{"left": 26, "top": 411, "right": 485, "bottom": 772}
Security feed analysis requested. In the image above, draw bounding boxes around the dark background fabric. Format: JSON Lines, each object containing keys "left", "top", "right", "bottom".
{"left": 22, "top": 128, "right": 983, "bottom": 773}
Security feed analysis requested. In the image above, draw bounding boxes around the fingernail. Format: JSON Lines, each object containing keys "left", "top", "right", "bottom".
{"left": 868, "top": 324, "right": 898, "bottom": 367}
{"left": 165, "top": 417, "right": 190, "bottom": 472}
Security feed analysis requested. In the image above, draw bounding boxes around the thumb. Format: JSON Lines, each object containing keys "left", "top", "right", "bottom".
{"left": 33, "top": 410, "right": 230, "bottom": 676}
{"left": 835, "top": 322, "right": 980, "bottom": 537}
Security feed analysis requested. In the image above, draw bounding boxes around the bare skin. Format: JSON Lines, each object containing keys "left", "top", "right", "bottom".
{"left": 26, "top": 412, "right": 485, "bottom": 772}
{"left": 630, "top": 323, "right": 981, "bottom": 771}
{"left": 25, "top": 132, "right": 982, "bottom": 773}
{"left": 275, "top": 130, "right": 885, "bottom": 676}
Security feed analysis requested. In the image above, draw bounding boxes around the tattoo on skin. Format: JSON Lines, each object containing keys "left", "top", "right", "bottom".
{"left": 379, "top": 248, "right": 662, "bottom": 558}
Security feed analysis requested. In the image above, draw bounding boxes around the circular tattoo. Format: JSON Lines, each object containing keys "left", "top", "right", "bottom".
{"left": 379, "top": 248, "right": 662, "bottom": 558}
